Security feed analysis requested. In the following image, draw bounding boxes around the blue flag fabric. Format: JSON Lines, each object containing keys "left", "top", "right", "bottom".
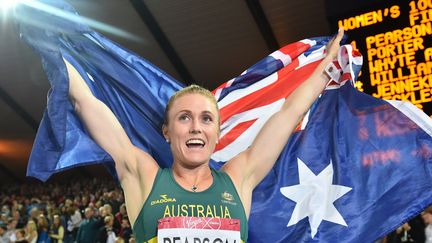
{"left": 16, "top": 0, "right": 184, "bottom": 181}
{"left": 211, "top": 41, "right": 432, "bottom": 241}
{"left": 16, "top": 0, "right": 432, "bottom": 242}
{"left": 248, "top": 84, "right": 432, "bottom": 242}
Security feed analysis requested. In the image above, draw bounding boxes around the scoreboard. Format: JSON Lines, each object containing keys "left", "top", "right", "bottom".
{"left": 333, "top": 0, "right": 432, "bottom": 115}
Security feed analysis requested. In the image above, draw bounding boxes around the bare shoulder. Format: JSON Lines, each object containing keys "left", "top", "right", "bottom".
{"left": 221, "top": 151, "right": 253, "bottom": 217}
{"left": 221, "top": 151, "right": 247, "bottom": 182}
{"left": 221, "top": 151, "right": 253, "bottom": 194}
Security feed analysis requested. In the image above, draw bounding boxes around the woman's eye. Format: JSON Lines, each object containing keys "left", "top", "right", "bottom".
{"left": 202, "top": 116, "right": 213, "bottom": 123}
{"left": 179, "top": 114, "right": 190, "bottom": 121}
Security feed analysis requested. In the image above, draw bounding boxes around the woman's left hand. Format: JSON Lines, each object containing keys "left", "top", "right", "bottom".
{"left": 326, "top": 28, "right": 344, "bottom": 60}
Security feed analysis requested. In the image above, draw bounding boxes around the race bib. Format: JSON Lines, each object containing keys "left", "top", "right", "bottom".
{"left": 157, "top": 216, "right": 241, "bottom": 243}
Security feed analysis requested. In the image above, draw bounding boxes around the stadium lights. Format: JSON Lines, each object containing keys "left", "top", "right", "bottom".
{"left": 8, "top": 0, "right": 142, "bottom": 42}
{"left": 0, "top": 0, "right": 23, "bottom": 11}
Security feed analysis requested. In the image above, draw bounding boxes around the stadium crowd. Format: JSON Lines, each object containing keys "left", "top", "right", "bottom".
{"left": 0, "top": 177, "right": 134, "bottom": 243}
{"left": 0, "top": 176, "right": 430, "bottom": 243}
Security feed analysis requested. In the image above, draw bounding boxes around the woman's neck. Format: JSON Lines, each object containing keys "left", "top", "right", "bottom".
{"left": 172, "top": 163, "right": 213, "bottom": 192}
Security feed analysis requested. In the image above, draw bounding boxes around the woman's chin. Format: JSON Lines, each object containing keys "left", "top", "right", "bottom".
{"left": 179, "top": 157, "right": 210, "bottom": 168}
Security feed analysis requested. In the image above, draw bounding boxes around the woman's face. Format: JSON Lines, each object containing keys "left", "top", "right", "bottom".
{"left": 422, "top": 212, "right": 432, "bottom": 224}
{"left": 15, "top": 230, "right": 23, "bottom": 238}
{"left": 164, "top": 93, "right": 219, "bottom": 167}
{"left": 53, "top": 216, "right": 60, "bottom": 225}
{"left": 120, "top": 205, "right": 126, "bottom": 215}
{"left": 26, "top": 221, "right": 35, "bottom": 231}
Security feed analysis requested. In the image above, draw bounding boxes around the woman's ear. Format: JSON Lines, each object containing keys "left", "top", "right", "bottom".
{"left": 162, "top": 124, "right": 170, "bottom": 143}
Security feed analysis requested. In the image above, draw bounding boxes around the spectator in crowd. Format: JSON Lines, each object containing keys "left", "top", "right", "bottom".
{"left": 387, "top": 222, "right": 416, "bottom": 243}
{"left": 49, "top": 215, "right": 64, "bottom": 243}
{"left": 103, "top": 204, "right": 113, "bottom": 219}
{"left": 407, "top": 215, "right": 426, "bottom": 242}
{"left": 0, "top": 214, "right": 7, "bottom": 226}
{"left": 28, "top": 204, "right": 40, "bottom": 224}
{"left": 107, "top": 191, "right": 122, "bottom": 216}
{"left": 15, "top": 228, "right": 29, "bottom": 243}
{"left": 56, "top": 206, "right": 68, "bottom": 240}
{"left": 36, "top": 214, "right": 51, "bottom": 243}
{"left": 118, "top": 217, "right": 132, "bottom": 243}
{"left": 128, "top": 236, "right": 135, "bottom": 243}
{"left": 114, "top": 204, "right": 127, "bottom": 234}
{"left": 12, "top": 209, "right": 25, "bottom": 229}
{"left": 76, "top": 207, "right": 101, "bottom": 243}
{"left": 65, "top": 205, "right": 81, "bottom": 242}
{"left": 98, "top": 206, "right": 107, "bottom": 223}
{"left": 62, "top": 208, "right": 72, "bottom": 243}
{"left": 6, "top": 218, "right": 18, "bottom": 242}
{"left": 115, "top": 237, "right": 124, "bottom": 243}
{"left": 422, "top": 206, "right": 432, "bottom": 243}
{"left": 0, "top": 222, "right": 8, "bottom": 243}
{"left": 1, "top": 206, "right": 10, "bottom": 219}
{"left": 73, "top": 197, "right": 83, "bottom": 215}
{"left": 81, "top": 196, "right": 90, "bottom": 213}
{"left": 101, "top": 215, "right": 116, "bottom": 243}
{"left": 383, "top": 214, "right": 426, "bottom": 243}
{"left": 25, "top": 220, "right": 38, "bottom": 243}
{"left": 46, "top": 204, "right": 55, "bottom": 226}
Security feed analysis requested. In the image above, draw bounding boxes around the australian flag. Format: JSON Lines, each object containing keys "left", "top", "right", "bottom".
{"left": 15, "top": 0, "right": 432, "bottom": 242}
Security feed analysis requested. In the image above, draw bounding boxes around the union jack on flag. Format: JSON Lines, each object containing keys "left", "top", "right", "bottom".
{"left": 18, "top": 0, "right": 432, "bottom": 242}
{"left": 211, "top": 37, "right": 362, "bottom": 163}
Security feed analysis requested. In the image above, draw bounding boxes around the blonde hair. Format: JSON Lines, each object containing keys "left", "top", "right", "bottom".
{"left": 37, "top": 214, "right": 49, "bottom": 231}
{"left": 104, "top": 215, "right": 114, "bottom": 224}
{"left": 163, "top": 84, "right": 220, "bottom": 126}
{"left": 52, "top": 214, "right": 61, "bottom": 228}
{"left": 26, "top": 220, "right": 37, "bottom": 233}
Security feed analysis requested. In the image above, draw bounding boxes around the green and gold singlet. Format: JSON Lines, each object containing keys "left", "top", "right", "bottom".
{"left": 133, "top": 168, "right": 248, "bottom": 243}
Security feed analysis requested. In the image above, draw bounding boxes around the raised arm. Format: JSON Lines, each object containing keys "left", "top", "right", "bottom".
{"left": 65, "top": 59, "right": 159, "bottom": 225}
{"left": 223, "top": 29, "right": 344, "bottom": 215}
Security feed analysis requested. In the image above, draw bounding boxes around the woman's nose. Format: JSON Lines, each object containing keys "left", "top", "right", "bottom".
{"left": 189, "top": 120, "right": 201, "bottom": 134}
{"left": 189, "top": 128, "right": 201, "bottom": 134}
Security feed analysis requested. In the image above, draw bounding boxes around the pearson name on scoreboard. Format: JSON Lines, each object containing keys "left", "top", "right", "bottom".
{"left": 336, "top": 0, "right": 432, "bottom": 115}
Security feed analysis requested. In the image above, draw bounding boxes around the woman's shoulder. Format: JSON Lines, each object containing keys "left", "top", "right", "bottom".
{"left": 211, "top": 168, "right": 235, "bottom": 184}
{"left": 211, "top": 167, "right": 226, "bottom": 176}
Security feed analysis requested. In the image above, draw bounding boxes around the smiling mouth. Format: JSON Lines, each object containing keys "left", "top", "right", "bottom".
{"left": 186, "top": 138, "right": 205, "bottom": 148}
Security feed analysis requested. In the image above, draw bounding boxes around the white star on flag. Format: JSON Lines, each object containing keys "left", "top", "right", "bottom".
{"left": 280, "top": 158, "right": 352, "bottom": 238}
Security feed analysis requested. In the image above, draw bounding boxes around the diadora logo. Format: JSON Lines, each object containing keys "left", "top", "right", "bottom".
{"left": 150, "top": 194, "right": 177, "bottom": 206}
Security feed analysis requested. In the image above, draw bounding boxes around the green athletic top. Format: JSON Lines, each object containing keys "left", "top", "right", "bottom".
{"left": 133, "top": 168, "right": 248, "bottom": 243}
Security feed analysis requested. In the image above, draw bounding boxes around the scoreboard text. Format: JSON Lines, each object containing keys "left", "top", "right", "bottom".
{"left": 337, "top": 0, "right": 432, "bottom": 114}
